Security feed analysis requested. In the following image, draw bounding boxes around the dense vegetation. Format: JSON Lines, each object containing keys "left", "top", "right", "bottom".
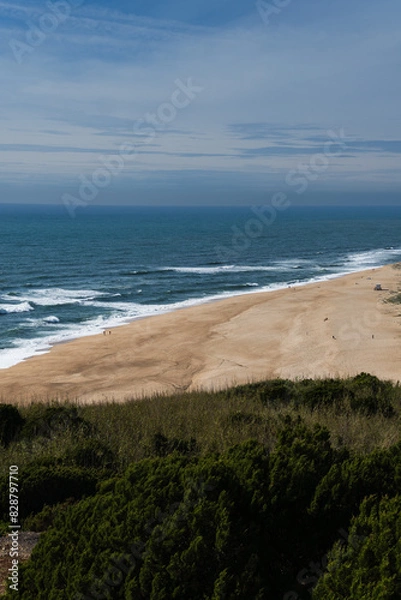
{"left": 0, "top": 373, "right": 400, "bottom": 598}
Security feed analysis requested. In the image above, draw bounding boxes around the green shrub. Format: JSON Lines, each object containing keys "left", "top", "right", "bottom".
{"left": 232, "top": 379, "right": 294, "bottom": 405}
{"left": 20, "top": 405, "right": 92, "bottom": 440}
{"left": 23, "top": 499, "right": 76, "bottom": 532}
{"left": 2, "top": 424, "right": 348, "bottom": 599}
{"left": 149, "top": 432, "right": 199, "bottom": 458}
{"left": 310, "top": 442, "right": 401, "bottom": 534}
{"left": 348, "top": 373, "right": 395, "bottom": 417}
{"left": 0, "top": 404, "right": 24, "bottom": 447}
{"left": 63, "top": 438, "right": 115, "bottom": 469}
{"left": 313, "top": 495, "right": 401, "bottom": 599}
{"left": 298, "top": 379, "right": 347, "bottom": 411}
{"left": 3, "top": 435, "right": 312, "bottom": 599}
{"left": 228, "top": 411, "right": 262, "bottom": 425}
{"left": 0, "top": 464, "right": 99, "bottom": 522}
{"left": 231, "top": 374, "right": 396, "bottom": 417}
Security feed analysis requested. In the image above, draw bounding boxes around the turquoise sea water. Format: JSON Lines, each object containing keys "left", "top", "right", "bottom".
{"left": 0, "top": 204, "right": 400, "bottom": 369}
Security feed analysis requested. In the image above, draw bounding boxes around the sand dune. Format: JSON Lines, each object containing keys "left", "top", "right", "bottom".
{"left": 1, "top": 265, "right": 400, "bottom": 404}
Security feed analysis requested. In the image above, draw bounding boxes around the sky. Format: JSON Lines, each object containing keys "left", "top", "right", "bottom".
{"left": 0, "top": 0, "right": 400, "bottom": 206}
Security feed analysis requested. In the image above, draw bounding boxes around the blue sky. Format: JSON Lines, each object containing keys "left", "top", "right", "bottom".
{"left": 0, "top": 0, "right": 400, "bottom": 205}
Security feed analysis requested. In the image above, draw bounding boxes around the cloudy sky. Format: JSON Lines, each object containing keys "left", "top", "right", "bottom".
{"left": 1, "top": 0, "right": 400, "bottom": 205}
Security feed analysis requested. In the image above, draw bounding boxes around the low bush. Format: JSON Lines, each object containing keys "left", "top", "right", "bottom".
{"left": 0, "top": 404, "right": 24, "bottom": 448}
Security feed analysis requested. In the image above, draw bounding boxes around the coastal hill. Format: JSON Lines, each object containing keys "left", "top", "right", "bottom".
{"left": 0, "top": 374, "right": 400, "bottom": 598}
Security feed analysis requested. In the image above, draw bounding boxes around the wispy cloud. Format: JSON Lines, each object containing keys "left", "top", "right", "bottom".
{"left": 0, "top": 0, "right": 400, "bottom": 202}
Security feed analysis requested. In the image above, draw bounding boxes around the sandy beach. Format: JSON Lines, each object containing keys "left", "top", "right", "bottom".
{"left": 0, "top": 264, "right": 400, "bottom": 404}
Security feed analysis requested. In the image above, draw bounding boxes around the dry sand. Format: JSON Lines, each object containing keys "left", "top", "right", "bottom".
{"left": 1, "top": 264, "right": 401, "bottom": 404}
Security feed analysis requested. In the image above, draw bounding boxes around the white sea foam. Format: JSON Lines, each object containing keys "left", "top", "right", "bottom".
{"left": 164, "top": 265, "right": 276, "bottom": 274}
{"left": 163, "top": 259, "right": 327, "bottom": 275}
{"left": 0, "top": 301, "right": 33, "bottom": 314}
{"left": 345, "top": 248, "right": 401, "bottom": 269}
{"left": 261, "top": 259, "right": 318, "bottom": 270}
{"left": 0, "top": 341, "right": 51, "bottom": 369}
{"left": 1, "top": 288, "right": 104, "bottom": 307}
{"left": 163, "top": 263, "right": 315, "bottom": 274}
{"left": 22, "top": 316, "right": 60, "bottom": 328}
{"left": 44, "top": 316, "right": 60, "bottom": 324}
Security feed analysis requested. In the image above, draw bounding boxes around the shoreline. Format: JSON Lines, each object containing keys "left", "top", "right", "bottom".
{"left": 0, "top": 264, "right": 385, "bottom": 371}
{"left": 0, "top": 264, "right": 400, "bottom": 405}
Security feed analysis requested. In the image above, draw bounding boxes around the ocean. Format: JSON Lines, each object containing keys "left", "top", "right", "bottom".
{"left": 1, "top": 204, "right": 401, "bottom": 369}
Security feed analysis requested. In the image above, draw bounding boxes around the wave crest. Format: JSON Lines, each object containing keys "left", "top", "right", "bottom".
{"left": 0, "top": 301, "right": 33, "bottom": 315}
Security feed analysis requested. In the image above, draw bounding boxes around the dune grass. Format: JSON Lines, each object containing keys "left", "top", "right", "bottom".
{"left": 1, "top": 374, "right": 400, "bottom": 477}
